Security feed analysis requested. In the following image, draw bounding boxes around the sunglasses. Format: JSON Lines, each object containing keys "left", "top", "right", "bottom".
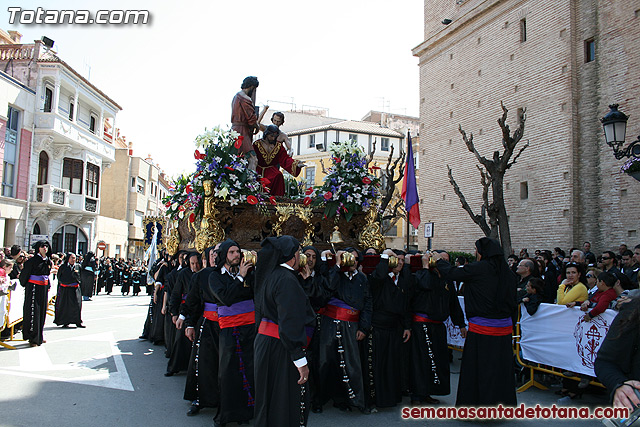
{"left": 601, "top": 256, "right": 611, "bottom": 260}
{"left": 586, "top": 274, "right": 594, "bottom": 278}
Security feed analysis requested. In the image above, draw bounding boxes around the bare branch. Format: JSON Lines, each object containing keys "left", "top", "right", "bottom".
{"left": 319, "top": 158, "right": 328, "bottom": 175}
{"left": 448, "top": 166, "right": 491, "bottom": 236}
{"left": 459, "top": 125, "right": 490, "bottom": 168}
{"left": 506, "top": 140, "right": 530, "bottom": 170}
{"left": 366, "top": 138, "right": 377, "bottom": 168}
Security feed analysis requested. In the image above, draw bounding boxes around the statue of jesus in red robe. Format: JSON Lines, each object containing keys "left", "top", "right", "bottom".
{"left": 254, "top": 125, "right": 304, "bottom": 196}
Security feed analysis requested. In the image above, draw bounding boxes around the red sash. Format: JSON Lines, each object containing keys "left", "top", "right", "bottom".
{"left": 322, "top": 304, "right": 360, "bottom": 322}
{"left": 258, "top": 319, "right": 313, "bottom": 346}
{"left": 218, "top": 311, "right": 255, "bottom": 329}
{"left": 412, "top": 313, "right": 442, "bottom": 324}
{"left": 203, "top": 310, "right": 219, "bottom": 322}
{"left": 59, "top": 283, "right": 79, "bottom": 288}
{"left": 468, "top": 323, "right": 512, "bottom": 336}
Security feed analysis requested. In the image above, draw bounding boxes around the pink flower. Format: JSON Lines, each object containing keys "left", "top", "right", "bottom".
{"left": 247, "top": 195, "right": 258, "bottom": 205}
{"left": 303, "top": 197, "right": 312, "bottom": 206}
{"left": 324, "top": 192, "right": 333, "bottom": 200}
{"left": 362, "top": 177, "right": 372, "bottom": 185}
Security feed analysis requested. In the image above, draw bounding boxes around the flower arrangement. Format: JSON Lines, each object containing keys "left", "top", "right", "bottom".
{"left": 163, "top": 173, "right": 198, "bottom": 222}
{"left": 313, "top": 139, "right": 381, "bottom": 221}
{"left": 162, "top": 127, "right": 265, "bottom": 221}
{"left": 192, "top": 126, "right": 263, "bottom": 206}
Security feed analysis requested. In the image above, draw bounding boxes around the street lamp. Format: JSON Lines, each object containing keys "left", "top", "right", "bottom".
{"left": 600, "top": 104, "right": 640, "bottom": 159}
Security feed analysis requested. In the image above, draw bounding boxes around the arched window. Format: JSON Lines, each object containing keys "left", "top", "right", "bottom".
{"left": 37, "top": 151, "right": 49, "bottom": 185}
{"left": 52, "top": 224, "right": 88, "bottom": 255}
{"left": 44, "top": 87, "right": 53, "bottom": 112}
{"left": 33, "top": 222, "right": 41, "bottom": 235}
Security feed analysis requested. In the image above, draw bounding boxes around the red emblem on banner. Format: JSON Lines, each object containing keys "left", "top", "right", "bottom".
{"left": 573, "top": 316, "right": 609, "bottom": 369}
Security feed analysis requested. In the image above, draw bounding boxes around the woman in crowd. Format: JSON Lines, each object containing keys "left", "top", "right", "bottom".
{"left": 80, "top": 252, "right": 97, "bottom": 301}
{"left": 557, "top": 262, "right": 588, "bottom": 305}
{"left": 54, "top": 253, "right": 85, "bottom": 328}
{"left": 585, "top": 267, "right": 602, "bottom": 297}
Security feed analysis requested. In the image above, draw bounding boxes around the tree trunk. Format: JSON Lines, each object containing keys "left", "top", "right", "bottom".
{"left": 491, "top": 175, "right": 512, "bottom": 256}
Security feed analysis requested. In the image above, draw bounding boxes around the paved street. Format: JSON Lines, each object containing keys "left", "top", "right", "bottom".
{"left": 0, "top": 295, "right": 612, "bottom": 426}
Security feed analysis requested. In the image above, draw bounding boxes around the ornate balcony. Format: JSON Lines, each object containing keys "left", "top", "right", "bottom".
{"left": 33, "top": 184, "right": 69, "bottom": 208}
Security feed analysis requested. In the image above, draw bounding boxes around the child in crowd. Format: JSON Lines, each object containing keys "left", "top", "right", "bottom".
{"left": 518, "top": 277, "right": 544, "bottom": 315}
{"left": 581, "top": 272, "right": 618, "bottom": 321}
{"left": 0, "top": 259, "right": 15, "bottom": 295}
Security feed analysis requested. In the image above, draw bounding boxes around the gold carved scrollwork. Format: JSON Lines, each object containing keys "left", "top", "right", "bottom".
{"left": 194, "top": 180, "right": 226, "bottom": 253}
{"left": 273, "top": 203, "right": 314, "bottom": 247}
{"left": 167, "top": 222, "right": 180, "bottom": 256}
{"left": 358, "top": 200, "right": 386, "bottom": 253}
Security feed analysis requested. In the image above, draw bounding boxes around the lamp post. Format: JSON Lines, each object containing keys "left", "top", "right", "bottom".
{"left": 600, "top": 104, "right": 640, "bottom": 160}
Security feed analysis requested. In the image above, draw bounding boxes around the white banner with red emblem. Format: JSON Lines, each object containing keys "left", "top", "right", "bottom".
{"left": 519, "top": 303, "right": 618, "bottom": 377}
{"left": 445, "top": 296, "right": 467, "bottom": 348}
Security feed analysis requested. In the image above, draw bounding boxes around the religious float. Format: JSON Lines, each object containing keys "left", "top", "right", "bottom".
{"left": 162, "top": 127, "right": 388, "bottom": 254}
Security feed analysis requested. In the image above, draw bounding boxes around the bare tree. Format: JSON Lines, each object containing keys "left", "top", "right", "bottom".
{"left": 368, "top": 139, "right": 406, "bottom": 234}
{"left": 448, "top": 102, "right": 529, "bottom": 256}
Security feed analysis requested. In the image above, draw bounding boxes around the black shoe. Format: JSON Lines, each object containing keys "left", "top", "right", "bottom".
{"left": 423, "top": 396, "right": 440, "bottom": 404}
{"left": 360, "top": 406, "right": 372, "bottom": 415}
{"left": 186, "top": 404, "right": 200, "bottom": 416}
{"left": 62, "top": 324, "right": 70, "bottom": 328}
{"left": 333, "top": 402, "right": 351, "bottom": 412}
{"left": 213, "top": 420, "right": 225, "bottom": 427}
{"left": 311, "top": 405, "right": 323, "bottom": 413}
{"left": 76, "top": 324, "right": 86, "bottom": 328}
{"left": 238, "top": 422, "right": 250, "bottom": 426}
{"left": 164, "top": 371, "right": 174, "bottom": 377}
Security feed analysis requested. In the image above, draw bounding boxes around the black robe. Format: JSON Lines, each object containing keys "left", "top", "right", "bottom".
{"left": 54, "top": 263, "right": 82, "bottom": 326}
{"left": 132, "top": 271, "right": 142, "bottom": 295}
{"left": 161, "top": 266, "right": 179, "bottom": 354}
{"left": 121, "top": 270, "right": 131, "bottom": 295}
{"left": 300, "top": 266, "right": 331, "bottom": 409}
{"left": 317, "top": 266, "right": 372, "bottom": 410}
{"left": 80, "top": 259, "right": 97, "bottom": 298}
{"left": 438, "top": 259, "right": 517, "bottom": 406}
{"left": 211, "top": 268, "right": 256, "bottom": 425}
{"left": 410, "top": 268, "right": 465, "bottom": 399}
{"left": 105, "top": 267, "right": 114, "bottom": 294}
{"left": 20, "top": 254, "right": 51, "bottom": 345}
{"left": 182, "top": 267, "right": 220, "bottom": 409}
{"left": 166, "top": 267, "right": 194, "bottom": 374}
{"left": 363, "top": 257, "right": 411, "bottom": 408}
{"left": 254, "top": 265, "right": 316, "bottom": 427}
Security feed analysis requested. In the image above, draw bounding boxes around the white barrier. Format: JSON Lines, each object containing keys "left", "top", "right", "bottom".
{"left": 444, "top": 297, "right": 619, "bottom": 378}
{"left": 519, "top": 303, "right": 618, "bottom": 377}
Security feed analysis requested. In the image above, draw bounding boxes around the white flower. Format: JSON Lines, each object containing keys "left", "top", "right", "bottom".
{"left": 172, "top": 202, "right": 178, "bottom": 210}
{"left": 179, "top": 211, "right": 184, "bottom": 219}
{"left": 346, "top": 195, "right": 353, "bottom": 203}
{"left": 214, "top": 186, "right": 230, "bottom": 200}
{"left": 229, "top": 195, "right": 239, "bottom": 206}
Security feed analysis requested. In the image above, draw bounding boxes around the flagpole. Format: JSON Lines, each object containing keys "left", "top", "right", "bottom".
{"left": 406, "top": 132, "right": 410, "bottom": 252}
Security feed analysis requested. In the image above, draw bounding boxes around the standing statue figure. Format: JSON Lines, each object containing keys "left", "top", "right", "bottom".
{"left": 254, "top": 125, "right": 304, "bottom": 196}
{"left": 232, "top": 76, "right": 262, "bottom": 171}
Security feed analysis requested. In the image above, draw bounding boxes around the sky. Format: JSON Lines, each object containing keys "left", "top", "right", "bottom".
{"left": 2, "top": 1, "right": 424, "bottom": 178}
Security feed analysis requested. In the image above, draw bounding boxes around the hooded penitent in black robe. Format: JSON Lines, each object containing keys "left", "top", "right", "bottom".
{"left": 167, "top": 263, "right": 195, "bottom": 374}
{"left": 211, "top": 239, "right": 256, "bottom": 426}
{"left": 301, "top": 245, "right": 331, "bottom": 412}
{"left": 105, "top": 266, "right": 114, "bottom": 294}
{"left": 254, "top": 236, "right": 316, "bottom": 427}
{"left": 150, "top": 263, "right": 171, "bottom": 345}
{"left": 182, "top": 248, "right": 220, "bottom": 410}
{"left": 410, "top": 264, "right": 465, "bottom": 400}
{"left": 54, "top": 258, "right": 83, "bottom": 326}
{"left": 20, "top": 241, "right": 52, "bottom": 345}
{"left": 80, "top": 254, "right": 97, "bottom": 298}
{"left": 161, "top": 264, "right": 179, "bottom": 353}
{"left": 317, "top": 262, "right": 372, "bottom": 411}
{"left": 121, "top": 269, "right": 131, "bottom": 295}
{"left": 437, "top": 237, "right": 517, "bottom": 406}
{"left": 132, "top": 270, "right": 142, "bottom": 296}
{"left": 363, "top": 255, "right": 412, "bottom": 408}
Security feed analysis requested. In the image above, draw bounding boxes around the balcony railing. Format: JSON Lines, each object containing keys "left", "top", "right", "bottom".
{"left": 85, "top": 197, "right": 98, "bottom": 213}
{"left": 34, "top": 184, "right": 70, "bottom": 208}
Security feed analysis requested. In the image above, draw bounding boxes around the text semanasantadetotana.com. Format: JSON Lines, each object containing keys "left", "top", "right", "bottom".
{"left": 401, "top": 404, "right": 629, "bottom": 420}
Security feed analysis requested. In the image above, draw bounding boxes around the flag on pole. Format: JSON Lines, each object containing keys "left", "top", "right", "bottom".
{"left": 144, "top": 223, "right": 158, "bottom": 285}
{"left": 401, "top": 132, "right": 421, "bottom": 229}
